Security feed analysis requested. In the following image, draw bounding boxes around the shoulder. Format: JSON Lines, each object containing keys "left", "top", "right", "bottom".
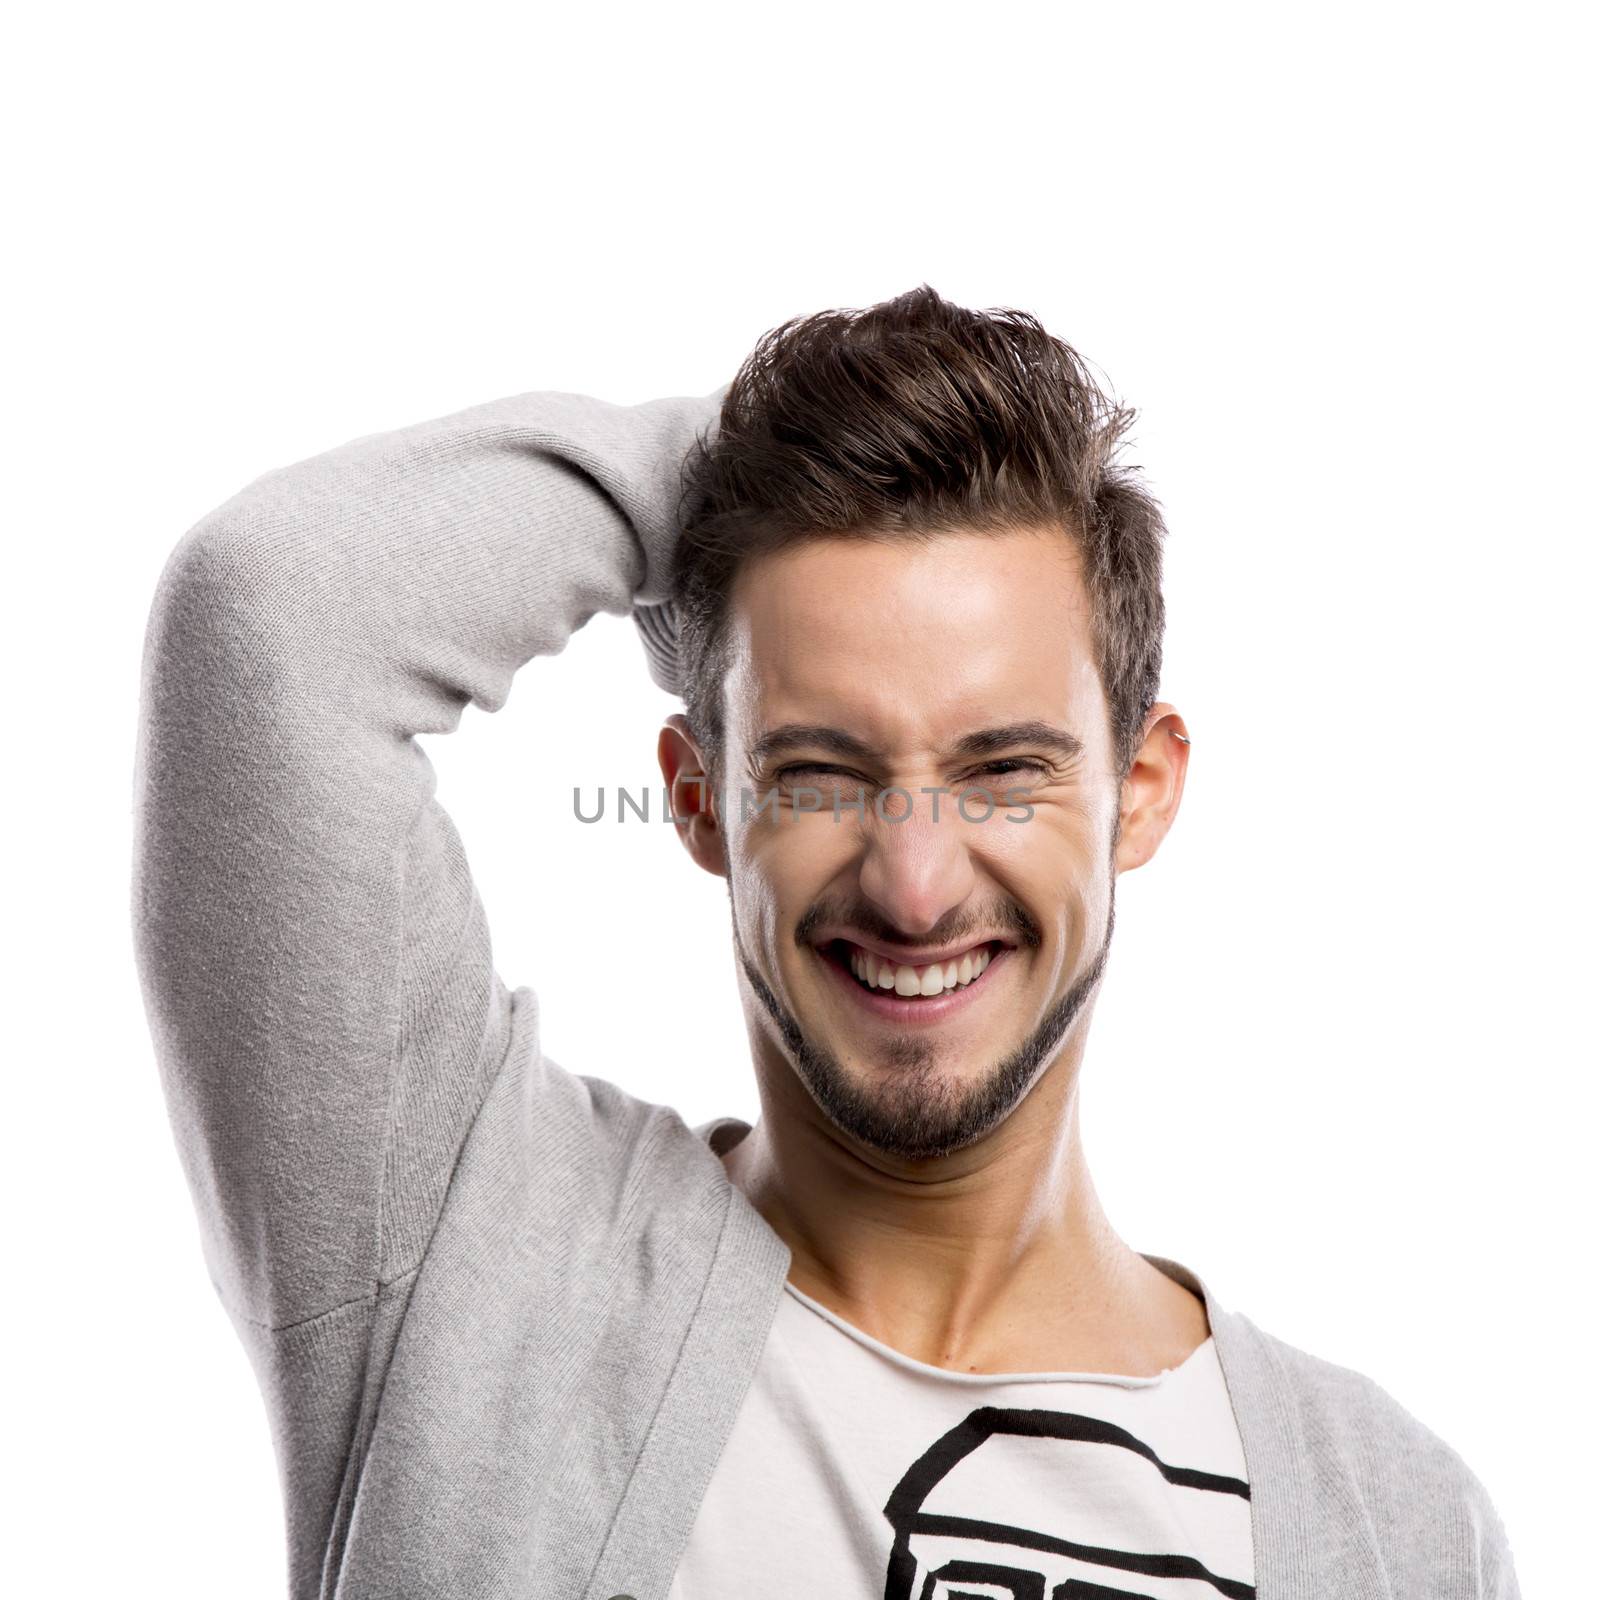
{"left": 1240, "top": 1314, "right": 1521, "bottom": 1596}
{"left": 1261, "top": 1320, "right": 1480, "bottom": 1477}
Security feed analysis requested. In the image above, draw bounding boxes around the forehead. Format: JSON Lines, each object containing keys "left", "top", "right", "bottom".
{"left": 722, "top": 527, "right": 1106, "bottom": 756}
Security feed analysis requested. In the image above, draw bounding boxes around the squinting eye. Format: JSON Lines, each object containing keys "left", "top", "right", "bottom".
{"left": 973, "top": 759, "right": 1048, "bottom": 777}
{"left": 774, "top": 763, "right": 856, "bottom": 780}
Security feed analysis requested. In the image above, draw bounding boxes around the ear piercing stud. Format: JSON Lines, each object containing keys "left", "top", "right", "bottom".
{"left": 1170, "top": 732, "right": 1191, "bottom": 744}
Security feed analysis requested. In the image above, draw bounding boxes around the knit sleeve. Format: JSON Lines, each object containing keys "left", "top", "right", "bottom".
{"left": 131, "top": 386, "right": 722, "bottom": 1335}
{"left": 1472, "top": 1470, "right": 1523, "bottom": 1599}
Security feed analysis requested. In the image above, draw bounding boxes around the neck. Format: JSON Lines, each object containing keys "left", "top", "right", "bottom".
{"left": 721, "top": 1030, "right": 1209, "bottom": 1378}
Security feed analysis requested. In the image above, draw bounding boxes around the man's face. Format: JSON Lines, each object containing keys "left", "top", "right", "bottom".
{"left": 692, "top": 527, "right": 1130, "bottom": 1164}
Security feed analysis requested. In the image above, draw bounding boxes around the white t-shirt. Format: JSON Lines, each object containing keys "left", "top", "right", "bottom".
{"left": 669, "top": 1280, "right": 1255, "bottom": 1599}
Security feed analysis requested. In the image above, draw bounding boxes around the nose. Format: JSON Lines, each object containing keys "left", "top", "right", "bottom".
{"left": 855, "top": 789, "right": 978, "bottom": 938}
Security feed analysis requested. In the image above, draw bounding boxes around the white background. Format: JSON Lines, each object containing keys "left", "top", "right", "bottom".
{"left": 6, "top": 4, "right": 1593, "bottom": 1594}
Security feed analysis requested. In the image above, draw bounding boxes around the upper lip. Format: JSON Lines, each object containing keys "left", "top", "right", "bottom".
{"left": 813, "top": 933, "right": 1011, "bottom": 968}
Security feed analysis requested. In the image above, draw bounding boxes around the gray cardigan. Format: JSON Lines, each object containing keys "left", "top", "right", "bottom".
{"left": 131, "top": 385, "right": 1520, "bottom": 1599}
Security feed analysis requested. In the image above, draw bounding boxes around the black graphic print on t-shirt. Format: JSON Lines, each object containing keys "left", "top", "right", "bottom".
{"left": 880, "top": 1406, "right": 1254, "bottom": 1600}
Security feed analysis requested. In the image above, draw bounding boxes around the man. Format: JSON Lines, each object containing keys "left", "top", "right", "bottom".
{"left": 133, "top": 286, "right": 1518, "bottom": 1599}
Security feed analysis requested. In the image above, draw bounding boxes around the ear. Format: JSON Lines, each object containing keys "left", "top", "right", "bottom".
{"left": 658, "top": 713, "right": 728, "bottom": 879}
{"left": 1114, "top": 702, "right": 1191, "bottom": 874}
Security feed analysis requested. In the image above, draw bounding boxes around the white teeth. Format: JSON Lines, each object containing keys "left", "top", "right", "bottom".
{"left": 842, "top": 945, "right": 997, "bottom": 998}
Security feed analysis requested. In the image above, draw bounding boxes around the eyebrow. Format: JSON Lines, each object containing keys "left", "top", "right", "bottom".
{"left": 749, "top": 720, "right": 1085, "bottom": 766}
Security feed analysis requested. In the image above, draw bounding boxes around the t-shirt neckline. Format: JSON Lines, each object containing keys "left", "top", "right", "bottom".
{"left": 782, "top": 1279, "right": 1213, "bottom": 1389}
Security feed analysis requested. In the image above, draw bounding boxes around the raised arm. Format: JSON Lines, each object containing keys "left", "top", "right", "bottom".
{"left": 132, "top": 386, "right": 720, "bottom": 1339}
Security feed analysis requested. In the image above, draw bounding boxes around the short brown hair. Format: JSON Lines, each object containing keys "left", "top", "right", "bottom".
{"left": 672, "top": 284, "right": 1167, "bottom": 785}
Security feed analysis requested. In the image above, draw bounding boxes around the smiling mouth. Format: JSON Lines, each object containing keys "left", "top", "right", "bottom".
{"left": 818, "top": 938, "right": 1006, "bottom": 1000}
